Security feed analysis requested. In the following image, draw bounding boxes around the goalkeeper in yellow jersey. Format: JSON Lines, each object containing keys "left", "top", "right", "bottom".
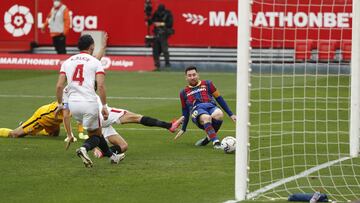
{"left": 0, "top": 101, "right": 86, "bottom": 139}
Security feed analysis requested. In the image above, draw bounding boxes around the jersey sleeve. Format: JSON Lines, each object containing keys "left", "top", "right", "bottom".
{"left": 180, "top": 90, "right": 190, "bottom": 131}
{"left": 95, "top": 60, "right": 105, "bottom": 75}
{"left": 180, "top": 90, "right": 187, "bottom": 109}
{"left": 207, "top": 80, "right": 234, "bottom": 116}
{"left": 208, "top": 80, "right": 220, "bottom": 98}
{"left": 59, "top": 61, "right": 66, "bottom": 74}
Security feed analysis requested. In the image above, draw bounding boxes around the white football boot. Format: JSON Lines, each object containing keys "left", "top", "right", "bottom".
{"left": 110, "top": 153, "right": 126, "bottom": 164}
{"left": 76, "top": 147, "right": 93, "bottom": 168}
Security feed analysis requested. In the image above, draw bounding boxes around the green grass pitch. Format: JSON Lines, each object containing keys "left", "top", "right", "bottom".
{"left": 1, "top": 70, "right": 358, "bottom": 202}
{"left": 0, "top": 70, "right": 238, "bottom": 203}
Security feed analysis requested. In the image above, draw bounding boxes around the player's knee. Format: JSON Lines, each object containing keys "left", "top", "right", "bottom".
{"left": 131, "top": 112, "right": 143, "bottom": 122}
{"left": 212, "top": 110, "right": 224, "bottom": 120}
{"left": 119, "top": 142, "right": 128, "bottom": 152}
{"left": 122, "top": 112, "right": 142, "bottom": 123}
{"left": 109, "top": 135, "right": 128, "bottom": 152}
{"left": 199, "top": 114, "right": 212, "bottom": 124}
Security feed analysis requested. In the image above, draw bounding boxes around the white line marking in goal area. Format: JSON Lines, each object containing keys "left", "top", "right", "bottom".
{"left": 0, "top": 94, "right": 237, "bottom": 101}
{"left": 246, "top": 156, "right": 351, "bottom": 200}
{"left": 113, "top": 127, "right": 235, "bottom": 133}
{"left": 223, "top": 200, "right": 238, "bottom": 203}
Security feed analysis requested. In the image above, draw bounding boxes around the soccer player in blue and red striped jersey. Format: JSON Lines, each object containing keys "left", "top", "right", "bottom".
{"left": 175, "top": 66, "right": 236, "bottom": 149}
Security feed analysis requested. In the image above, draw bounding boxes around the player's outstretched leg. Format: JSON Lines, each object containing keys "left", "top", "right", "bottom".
{"left": 120, "top": 111, "right": 183, "bottom": 133}
{"left": 139, "top": 115, "right": 183, "bottom": 132}
{"left": 169, "top": 116, "right": 184, "bottom": 132}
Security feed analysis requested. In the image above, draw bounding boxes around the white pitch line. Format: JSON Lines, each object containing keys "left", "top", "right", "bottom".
{"left": 0, "top": 94, "right": 54, "bottom": 99}
{"left": 0, "top": 94, "right": 236, "bottom": 101}
{"left": 115, "top": 127, "right": 235, "bottom": 132}
{"left": 246, "top": 156, "right": 351, "bottom": 200}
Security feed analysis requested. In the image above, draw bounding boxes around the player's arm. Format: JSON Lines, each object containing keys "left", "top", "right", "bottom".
{"left": 62, "top": 105, "right": 76, "bottom": 148}
{"left": 62, "top": 107, "right": 74, "bottom": 139}
{"left": 96, "top": 72, "right": 109, "bottom": 120}
{"left": 95, "top": 32, "right": 108, "bottom": 60}
{"left": 180, "top": 91, "right": 190, "bottom": 131}
{"left": 209, "top": 81, "right": 236, "bottom": 122}
{"left": 175, "top": 91, "right": 189, "bottom": 140}
{"left": 61, "top": 88, "right": 76, "bottom": 143}
{"left": 55, "top": 72, "right": 66, "bottom": 118}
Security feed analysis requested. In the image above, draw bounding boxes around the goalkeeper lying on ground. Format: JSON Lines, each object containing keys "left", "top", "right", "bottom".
{"left": 0, "top": 101, "right": 86, "bottom": 139}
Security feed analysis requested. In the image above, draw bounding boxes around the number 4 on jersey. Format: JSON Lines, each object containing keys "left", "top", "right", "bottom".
{"left": 73, "top": 64, "right": 84, "bottom": 85}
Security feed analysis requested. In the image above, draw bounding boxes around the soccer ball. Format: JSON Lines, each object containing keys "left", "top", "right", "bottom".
{"left": 221, "top": 136, "right": 236, "bottom": 153}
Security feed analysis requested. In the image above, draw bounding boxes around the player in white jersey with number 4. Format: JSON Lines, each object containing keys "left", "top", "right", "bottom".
{"left": 62, "top": 83, "right": 183, "bottom": 160}
{"left": 55, "top": 34, "right": 122, "bottom": 168}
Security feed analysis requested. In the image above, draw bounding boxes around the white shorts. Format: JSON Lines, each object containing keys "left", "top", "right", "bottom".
{"left": 101, "top": 107, "right": 127, "bottom": 128}
{"left": 69, "top": 101, "right": 100, "bottom": 131}
{"left": 102, "top": 125, "right": 118, "bottom": 141}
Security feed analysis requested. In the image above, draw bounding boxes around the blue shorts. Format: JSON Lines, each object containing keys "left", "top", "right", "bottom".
{"left": 191, "top": 103, "right": 219, "bottom": 129}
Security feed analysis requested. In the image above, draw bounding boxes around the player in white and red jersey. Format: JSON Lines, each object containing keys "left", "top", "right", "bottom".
{"left": 62, "top": 84, "right": 183, "bottom": 160}
{"left": 55, "top": 34, "right": 121, "bottom": 168}
{"left": 93, "top": 94, "right": 184, "bottom": 158}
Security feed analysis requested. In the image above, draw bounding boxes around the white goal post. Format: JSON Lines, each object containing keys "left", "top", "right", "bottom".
{"left": 350, "top": 0, "right": 360, "bottom": 158}
{"left": 236, "top": 0, "right": 360, "bottom": 201}
{"left": 235, "top": 0, "right": 251, "bottom": 201}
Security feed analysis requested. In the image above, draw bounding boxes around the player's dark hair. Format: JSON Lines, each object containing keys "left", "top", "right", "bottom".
{"left": 77, "top": 34, "right": 94, "bottom": 51}
{"left": 185, "top": 66, "right": 197, "bottom": 74}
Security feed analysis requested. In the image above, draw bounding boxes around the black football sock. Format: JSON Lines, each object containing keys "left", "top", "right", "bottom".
{"left": 140, "top": 116, "right": 171, "bottom": 129}
{"left": 212, "top": 119, "right": 223, "bottom": 132}
{"left": 110, "top": 145, "right": 122, "bottom": 154}
{"left": 98, "top": 136, "right": 113, "bottom": 157}
{"left": 82, "top": 136, "right": 100, "bottom": 151}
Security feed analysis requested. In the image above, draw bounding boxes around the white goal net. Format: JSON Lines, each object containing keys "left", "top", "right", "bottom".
{"left": 236, "top": 0, "right": 360, "bottom": 202}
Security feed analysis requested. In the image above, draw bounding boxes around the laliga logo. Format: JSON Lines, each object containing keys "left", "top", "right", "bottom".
{"left": 4, "top": 5, "right": 33, "bottom": 37}
{"left": 100, "top": 57, "right": 111, "bottom": 69}
{"left": 100, "top": 57, "right": 134, "bottom": 69}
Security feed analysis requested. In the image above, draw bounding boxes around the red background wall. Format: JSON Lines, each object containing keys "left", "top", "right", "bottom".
{"left": 0, "top": 0, "right": 352, "bottom": 48}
